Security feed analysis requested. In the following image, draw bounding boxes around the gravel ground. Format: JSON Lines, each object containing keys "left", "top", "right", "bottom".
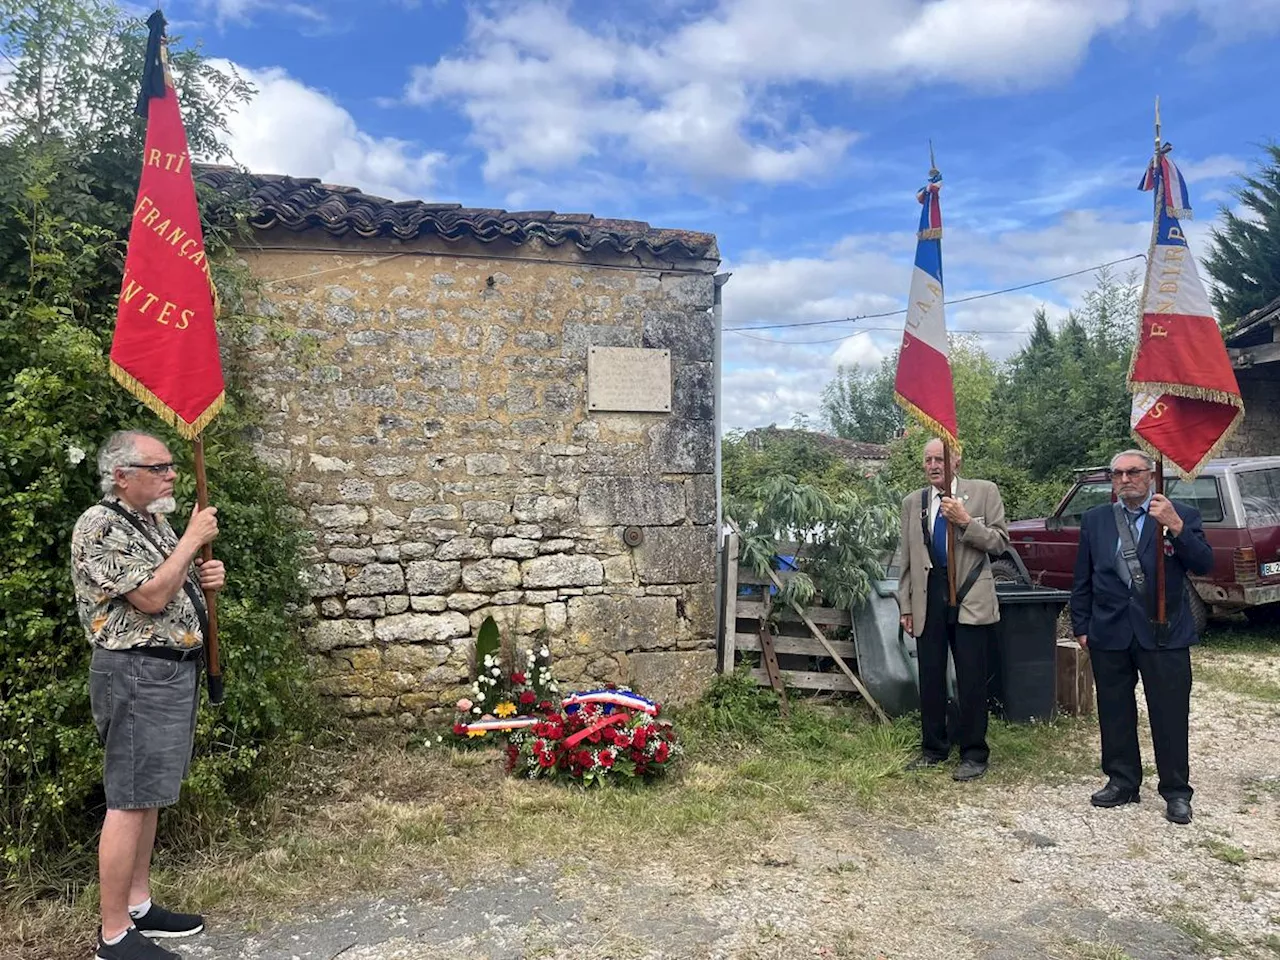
{"left": 187, "top": 649, "right": 1280, "bottom": 960}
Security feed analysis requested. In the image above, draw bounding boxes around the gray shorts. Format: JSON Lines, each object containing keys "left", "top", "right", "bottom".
{"left": 89, "top": 647, "right": 201, "bottom": 810}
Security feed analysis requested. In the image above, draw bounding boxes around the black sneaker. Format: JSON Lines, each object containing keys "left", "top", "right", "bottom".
{"left": 95, "top": 926, "right": 181, "bottom": 960}
{"left": 133, "top": 903, "right": 205, "bottom": 938}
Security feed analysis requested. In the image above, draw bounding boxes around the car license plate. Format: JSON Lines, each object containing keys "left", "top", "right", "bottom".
{"left": 1262, "top": 561, "right": 1280, "bottom": 578}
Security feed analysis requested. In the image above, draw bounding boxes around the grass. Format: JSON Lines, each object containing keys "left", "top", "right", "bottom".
{"left": 1168, "top": 912, "right": 1245, "bottom": 957}
{"left": 2, "top": 670, "right": 1099, "bottom": 960}
{"left": 1202, "top": 622, "right": 1280, "bottom": 655}
{"left": 1201, "top": 837, "right": 1250, "bottom": 865}
{"left": 1194, "top": 663, "right": 1280, "bottom": 702}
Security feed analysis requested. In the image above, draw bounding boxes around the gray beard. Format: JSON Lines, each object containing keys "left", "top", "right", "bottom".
{"left": 147, "top": 496, "right": 177, "bottom": 515}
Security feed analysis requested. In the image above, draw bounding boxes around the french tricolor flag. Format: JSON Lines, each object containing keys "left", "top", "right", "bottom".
{"left": 1129, "top": 146, "right": 1243, "bottom": 478}
{"left": 894, "top": 169, "right": 958, "bottom": 448}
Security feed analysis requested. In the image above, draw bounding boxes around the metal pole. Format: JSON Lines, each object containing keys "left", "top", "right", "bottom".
{"left": 943, "top": 441, "right": 957, "bottom": 606}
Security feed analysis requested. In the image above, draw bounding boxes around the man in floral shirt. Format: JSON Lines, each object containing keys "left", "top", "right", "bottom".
{"left": 71, "top": 430, "right": 225, "bottom": 960}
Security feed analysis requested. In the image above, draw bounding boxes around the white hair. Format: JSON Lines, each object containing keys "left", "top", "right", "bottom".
{"left": 1109, "top": 449, "right": 1155, "bottom": 471}
{"left": 97, "top": 430, "right": 155, "bottom": 494}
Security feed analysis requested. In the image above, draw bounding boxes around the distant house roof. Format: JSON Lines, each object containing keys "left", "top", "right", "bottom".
{"left": 744, "top": 426, "right": 890, "bottom": 461}
{"left": 194, "top": 165, "right": 718, "bottom": 262}
{"left": 1226, "top": 294, "right": 1280, "bottom": 350}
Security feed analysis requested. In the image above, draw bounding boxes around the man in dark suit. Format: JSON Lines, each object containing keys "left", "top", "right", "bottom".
{"left": 1071, "top": 448, "right": 1213, "bottom": 824}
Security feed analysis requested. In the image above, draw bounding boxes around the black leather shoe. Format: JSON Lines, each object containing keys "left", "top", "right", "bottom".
{"left": 906, "top": 753, "right": 946, "bottom": 771}
{"left": 952, "top": 759, "right": 988, "bottom": 781}
{"left": 1090, "top": 783, "right": 1141, "bottom": 807}
{"left": 1165, "top": 798, "right": 1193, "bottom": 824}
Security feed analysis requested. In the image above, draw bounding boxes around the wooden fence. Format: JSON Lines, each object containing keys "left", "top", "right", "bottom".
{"left": 719, "top": 532, "right": 862, "bottom": 695}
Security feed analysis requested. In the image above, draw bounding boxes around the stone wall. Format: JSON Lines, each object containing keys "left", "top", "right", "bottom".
{"left": 236, "top": 231, "right": 721, "bottom": 726}
{"left": 1224, "top": 364, "right": 1280, "bottom": 457}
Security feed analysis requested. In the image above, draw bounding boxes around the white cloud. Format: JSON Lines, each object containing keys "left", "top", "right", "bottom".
{"left": 403, "top": 0, "right": 1277, "bottom": 189}
{"left": 212, "top": 60, "right": 446, "bottom": 201}
{"left": 716, "top": 199, "right": 1242, "bottom": 431}
{"left": 196, "top": 0, "right": 327, "bottom": 26}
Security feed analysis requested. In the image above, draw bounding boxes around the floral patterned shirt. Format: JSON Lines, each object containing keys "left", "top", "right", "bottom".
{"left": 71, "top": 494, "right": 204, "bottom": 651}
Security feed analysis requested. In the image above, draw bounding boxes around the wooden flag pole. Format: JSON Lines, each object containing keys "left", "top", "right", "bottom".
{"left": 1154, "top": 459, "right": 1167, "bottom": 626}
{"left": 193, "top": 437, "right": 223, "bottom": 704}
{"left": 943, "top": 441, "right": 957, "bottom": 606}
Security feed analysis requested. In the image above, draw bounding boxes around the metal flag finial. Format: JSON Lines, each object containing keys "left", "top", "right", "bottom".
{"left": 928, "top": 139, "right": 938, "bottom": 177}
{"left": 1154, "top": 96, "right": 1162, "bottom": 153}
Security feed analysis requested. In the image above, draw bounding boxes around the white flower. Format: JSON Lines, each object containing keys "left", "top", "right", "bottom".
{"left": 66, "top": 444, "right": 86, "bottom": 466}
{"left": 472, "top": 706, "right": 482, "bottom": 714}
{"left": 491, "top": 667, "right": 501, "bottom": 677}
{"left": 483, "top": 655, "right": 494, "bottom": 667}
{"left": 539, "top": 647, "right": 550, "bottom": 658}
{"left": 548, "top": 682, "right": 559, "bottom": 692}
{"left": 436, "top": 734, "right": 443, "bottom": 742}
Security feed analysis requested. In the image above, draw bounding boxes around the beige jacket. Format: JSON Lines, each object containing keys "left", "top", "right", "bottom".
{"left": 896, "top": 477, "right": 1010, "bottom": 634}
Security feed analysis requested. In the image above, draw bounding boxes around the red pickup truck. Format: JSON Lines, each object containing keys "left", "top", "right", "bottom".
{"left": 1002, "top": 456, "right": 1280, "bottom": 631}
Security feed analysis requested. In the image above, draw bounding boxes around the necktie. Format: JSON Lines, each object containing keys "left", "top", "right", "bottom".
{"left": 932, "top": 501, "right": 948, "bottom": 569}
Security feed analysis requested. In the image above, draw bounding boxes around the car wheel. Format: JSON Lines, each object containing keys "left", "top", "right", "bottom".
{"left": 991, "top": 558, "right": 1029, "bottom": 585}
{"left": 1243, "top": 603, "right": 1280, "bottom": 628}
{"left": 1186, "top": 588, "right": 1208, "bottom": 635}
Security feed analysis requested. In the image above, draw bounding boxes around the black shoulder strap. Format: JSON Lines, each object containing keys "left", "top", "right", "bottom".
{"left": 920, "top": 488, "right": 937, "bottom": 565}
{"left": 101, "top": 500, "right": 209, "bottom": 642}
{"left": 1112, "top": 502, "right": 1147, "bottom": 598}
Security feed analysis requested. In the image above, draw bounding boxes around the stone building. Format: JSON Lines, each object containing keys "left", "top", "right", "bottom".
{"left": 1225, "top": 295, "right": 1280, "bottom": 457}
{"left": 198, "top": 168, "right": 725, "bottom": 724}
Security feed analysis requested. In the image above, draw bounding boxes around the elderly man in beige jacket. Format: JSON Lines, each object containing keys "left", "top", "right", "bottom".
{"left": 897, "top": 438, "right": 1010, "bottom": 780}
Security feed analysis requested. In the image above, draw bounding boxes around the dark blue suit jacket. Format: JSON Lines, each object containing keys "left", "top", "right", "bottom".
{"left": 1070, "top": 500, "right": 1214, "bottom": 651}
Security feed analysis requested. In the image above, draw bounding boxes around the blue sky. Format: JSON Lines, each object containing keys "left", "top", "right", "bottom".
{"left": 163, "top": 0, "right": 1279, "bottom": 430}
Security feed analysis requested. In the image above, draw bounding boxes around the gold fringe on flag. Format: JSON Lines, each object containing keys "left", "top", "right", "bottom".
{"left": 894, "top": 392, "right": 962, "bottom": 454}
{"left": 916, "top": 228, "right": 942, "bottom": 241}
{"left": 110, "top": 360, "right": 224, "bottom": 440}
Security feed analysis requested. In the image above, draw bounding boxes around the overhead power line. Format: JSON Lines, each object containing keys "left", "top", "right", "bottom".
{"left": 722, "top": 254, "right": 1147, "bottom": 338}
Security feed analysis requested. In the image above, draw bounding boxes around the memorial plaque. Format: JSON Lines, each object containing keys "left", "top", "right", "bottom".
{"left": 587, "top": 346, "right": 672, "bottom": 413}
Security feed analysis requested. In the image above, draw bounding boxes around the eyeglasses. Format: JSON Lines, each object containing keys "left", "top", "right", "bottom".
{"left": 1110, "top": 468, "right": 1150, "bottom": 479}
{"left": 128, "top": 462, "right": 176, "bottom": 475}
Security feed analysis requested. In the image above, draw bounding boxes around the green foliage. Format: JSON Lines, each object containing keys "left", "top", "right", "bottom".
{"left": 721, "top": 421, "right": 873, "bottom": 501}
{"left": 726, "top": 472, "right": 898, "bottom": 610}
{"left": 1205, "top": 144, "right": 1280, "bottom": 327}
{"left": 0, "top": 0, "right": 312, "bottom": 889}
{"left": 820, "top": 355, "right": 903, "bottom": 443}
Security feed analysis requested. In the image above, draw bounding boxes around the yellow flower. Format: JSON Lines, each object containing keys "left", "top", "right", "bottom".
{"left": 466, "top": 729, "right": 488, "bottom": 738}
{"left": 494, "top": 702, "right": 517, "bottom": 718}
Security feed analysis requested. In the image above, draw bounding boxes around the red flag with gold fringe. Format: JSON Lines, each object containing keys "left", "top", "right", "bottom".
{"left": 111, "top": 11, "right": 223, "bottom": 439}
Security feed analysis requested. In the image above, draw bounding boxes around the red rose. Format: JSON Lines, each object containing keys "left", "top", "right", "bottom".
{"left": 633, "top": 727, "right": 649, "bottom": 748}
{"left": 653, "top": 742, "right": 670, "bottom": 762}
{"left": 511, "top": 672, "right": 528, "bottom": 684}
{"left": 538, "top": 750, "right": 556, "bottom": 768}
{"left": 519, "top": 691, "right": 536, "bottom": 706}
{"left": 599, "top": 749, "right": 615, "bottom": 768}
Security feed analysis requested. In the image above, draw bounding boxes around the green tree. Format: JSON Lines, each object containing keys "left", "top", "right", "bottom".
{"left": 1205, "top": 144, "right": 1280, "bottom": 326}
{"left": 0, "top": 0, "right": 313, "bottom": 887}
{"left": 820, "top": 355, "right": 903, "bottom": 443}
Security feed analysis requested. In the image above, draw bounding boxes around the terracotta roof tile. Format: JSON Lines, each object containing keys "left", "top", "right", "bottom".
{"left": 195, "top": 166, "right": 718, "bottom": 261}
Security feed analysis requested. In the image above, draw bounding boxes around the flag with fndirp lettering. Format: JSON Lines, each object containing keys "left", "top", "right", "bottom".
{"left": 1129, "top": 144, "right": 1242, "bottom": 478}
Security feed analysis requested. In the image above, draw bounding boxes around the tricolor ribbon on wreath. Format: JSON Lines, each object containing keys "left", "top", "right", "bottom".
{"left": 456, "top": 688, "right": 661, "bottom": 736}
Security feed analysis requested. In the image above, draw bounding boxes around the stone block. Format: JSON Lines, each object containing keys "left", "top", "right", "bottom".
{"left": 364, "top": 455, "right": 416, "bottom": 477}
{"left": 643, "top": 308, "right": 714, "bottom": 362}
{"left": 338, "top": 479, "right": 375, "bottom": 502}
{"left": 383, "top": 644, "right": 450, "bottom": 672}
{"left": 522, "top": 554, "right": 605, "bottom": 589}
{"left": 578, "top": 477, "right": 685, "bottom": 526}
{"left": 561, "top": 322, "right": 637, "bottom": 358}
{"left": 310, "top": 504, "right": 369, "bottom": 529}
{"left": 329, "top": 547, "right": 376, "bottom": 564}
{"left": 304, "top": 619, "right": 374, "bottom": 652}
{"left": 567, "top": 595, "right": 677, "bottom": 653}
{"left": 672, "top": 362, "right": 714, "bottom": 420}
{"left": 446, "top": 593, "right": 491, "bottom": 612}
{"left": 659, "top": 273, "right": 716, "bottom": 309}
{"left": 685, "top": 475, "right": 717, "bottom": 525}
{"left": 410, "top": 596, "right": 448, "bottom": 612}
{"left": 627, "top": 650, "right": 717, "bottom": 706}
{"left": 538, "top": 538, "right": 577, "bottom": 554}
{"left": 345, "top": 563, "right": 406, "bottom": 596}
{"left": 343, "top": 646, "right": 382, "bottom": 672}
{"left": 648, "top": 420, "right": 715, "bottom": 474}
{"left": 307, "top": 562, "right": 346, "bottom": 597}
{"left": 462, "top": 500, "right": 510, "bottom": 522}
{"left": 461, "top": 558, "right": 522, "bottom": 592}
{"left": 492, "top": 537, "right": 540, "bottom": 559}
{"left": 603, "top": 554, "right": 634, "bottom": 584}
{"left": 406, "top": 560, "right": 462, "bottom": 595}
{"left": 374, "top": 612, "right": 471, "bottom": 643}
{"left": 319, "top": 598, "right": 344, "bottom": 618}
{"left": 512, "top": 494, "right": 576, "bottom": 523}
{"left": 345, "top": 597, "right": 386, "bottom": 619}
{"left": 386, "top": 595, "right": 410, "bottom": 615}
{"left": 408, "top": 505, "right": 461, "bottom": 523}
{"left": 465, "top": 454, "right": 509, "bottom": 476}
{"left": 634, "top": 526, "right": 716, "bottom": 584}
{"left": 309, "top": 454, "right": 353, "bottom": 473}
{"left": 436, "top": 537, "right": 491, "bottom": 560}
{"left": 388, "top": 481, "right": 435, "bottom": 501}
{"left": 545, "top": 601, "right": 568, "bottom": 635}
